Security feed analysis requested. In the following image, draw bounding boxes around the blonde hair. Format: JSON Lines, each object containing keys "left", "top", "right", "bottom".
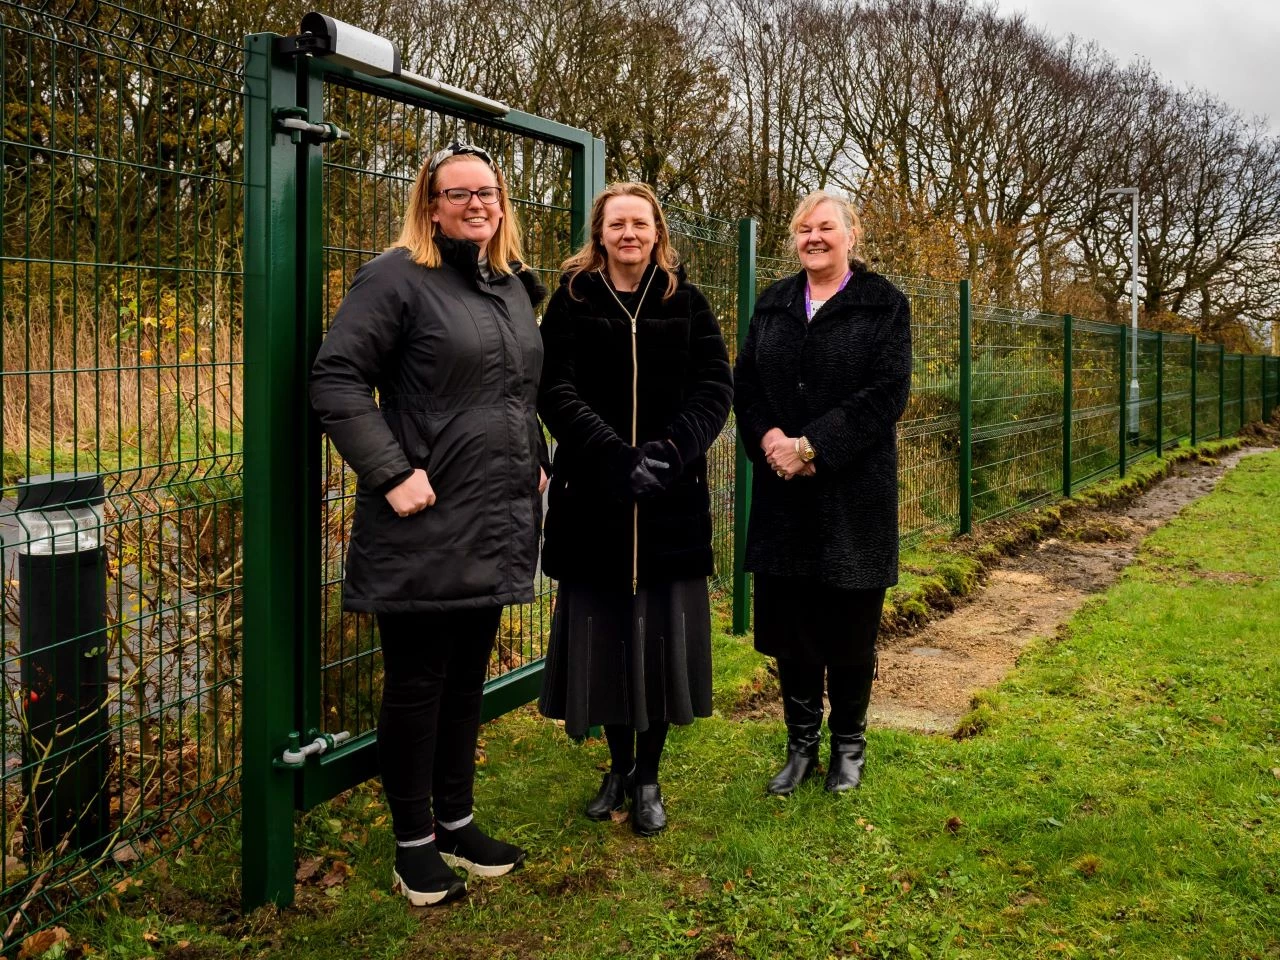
{"left": 394, "top": 152, "right": 525, "bottom": 274}
{"left": 561, "top": 182, "right": 680, "bottom": 299}
{"left": 789, "top": 190, "right": 865, "bottom": 267}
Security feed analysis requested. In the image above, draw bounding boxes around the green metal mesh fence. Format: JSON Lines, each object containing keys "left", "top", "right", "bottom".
{"left": 1070, "top": 319, "right": 1123, "bottom": 489}
{"left": 1244, "top": 355, "right": 1263, "bottom": 426}
{"left": 1161, "top": 334, "right": 1194, "bottom": 449}
{"left": 888, "top": 275, "right": 961, "bottom": 542}
{"left": 1196, "top": 344, "right": 1222, "bottom": 441}
{"left": 970, "top": 305, "right": 1064, "bottom": 521}
{"left": 313, "top": 78, "right": 575, "bottom": 745}
{"left": 1127, "top": 330, "right": 1160, "bottom": 464}
{"left": 666, "top": 209, "right": 738, "bottom": 588}
{"left": 0, "top": 0, "right": 243, "bottom": 942}
{"left": 1223, "top": 353, "right": 1242, "bottom": 438}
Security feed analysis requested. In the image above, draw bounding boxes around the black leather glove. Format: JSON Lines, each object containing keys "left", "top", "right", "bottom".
{"left": 639, "top": 439, "right": 680, "bottom": 490}
{"left": 629, "top": 452, "right": 670, "bottom": 498}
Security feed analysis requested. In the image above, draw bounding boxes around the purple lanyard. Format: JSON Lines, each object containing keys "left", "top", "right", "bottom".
{"left": 805, "top": 270, "right": 853, "bottom": 320}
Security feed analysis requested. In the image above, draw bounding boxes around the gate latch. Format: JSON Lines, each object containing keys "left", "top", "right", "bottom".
{"left": 273, "top": 107, "right": 350, "bottom": 145}
{"left": 276, "top": 729, "right": 352, "bottom": 768}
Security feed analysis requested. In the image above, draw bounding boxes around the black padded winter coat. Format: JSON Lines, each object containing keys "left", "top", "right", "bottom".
{"left": 733, "top": 266, "right": 911, "bottom": 590}
{"left": 309, "top": 236, "right": 546, "bottom": 612}
{"left": 538, "top": 266, "right": 733, "bottom": 586}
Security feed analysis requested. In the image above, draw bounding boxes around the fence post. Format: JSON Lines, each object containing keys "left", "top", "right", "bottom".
{"left": 1155, "top": 332, "right": 1164, "bottom": 455}
{"left": 242, "top": 33, "right": 304, "bottom": 911}
{"left": 1190, "top": 337, "right": 1198, "bottom": 446}
{"left": 1062, "top": 314, "right": 1073, "bottom": 496}
{"left": 958, "top": 280, "right": 973, "bottom": 534}
{"left": 1118, "top": 324, "right": 1128, "bottom": 478}
{"left": 731, "top": 218, "right": 757, "bottom": 635}
{"left": 1218, "top": 344, "right": 1225, "bottom": 439}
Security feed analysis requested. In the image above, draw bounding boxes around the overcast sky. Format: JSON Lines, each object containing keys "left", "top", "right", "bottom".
{"left": 999, "top": 0, "right": 1279, "bottom": 132}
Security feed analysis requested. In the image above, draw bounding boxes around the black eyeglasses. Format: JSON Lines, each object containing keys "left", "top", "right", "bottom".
{"left": 434, "top": 186, "right": 503, "bottom": 205}
{"left": 427, "top": 142, "right": 494, "bottom": 174}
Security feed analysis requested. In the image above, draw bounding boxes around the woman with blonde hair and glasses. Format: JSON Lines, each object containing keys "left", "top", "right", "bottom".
{"left": 310, "top": 143, "right": 548, "bottom": 906}
{"left": 537, "top": 183, "right": 732, "bottom": 836}
{"left": 734, "top": 190, "right": 911, "bottom": 797}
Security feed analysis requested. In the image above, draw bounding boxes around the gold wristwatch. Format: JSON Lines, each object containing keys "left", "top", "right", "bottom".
{"left": 799, "top": 436, "right": 816, "bottom": 462}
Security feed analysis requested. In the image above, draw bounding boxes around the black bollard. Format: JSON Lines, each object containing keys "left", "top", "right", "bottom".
{"left": 17, "top": 473, "right": 110, "bottom": 858}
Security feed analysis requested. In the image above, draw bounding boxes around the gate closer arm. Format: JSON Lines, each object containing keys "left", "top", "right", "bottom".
{"left": 278, "top": 12, "right": 510, "bottom": 117}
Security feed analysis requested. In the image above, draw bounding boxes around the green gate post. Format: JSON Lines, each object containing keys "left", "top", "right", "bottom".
{"left": 1062, "top": 314, "right": 1073, "bottom": 496}
{"left": 1118, "top": 324, "right": 1128, "bottom": 478}
{"left": 570, "top": 136, "right": 606, "bottom": 246}
{"left": 1155, "top": 332, "right": 1163, "bottom": 455}
{"left": 242, "top": 33, "right": 304, "bottom": 911}
{"left": 958, "top": 280, "right": 972, "bottom": 534}
{"left": 1190, "top": 336, "right": 1198, "bottom": 446}
{"left": 1218, "top": 344, "right": 1225, "bottom": 440}
{"left": 731, "top": 218, "right": 757, "bottom": 635}
{"left": 1266, "top": 356, "right": 1274, "bottom": 423}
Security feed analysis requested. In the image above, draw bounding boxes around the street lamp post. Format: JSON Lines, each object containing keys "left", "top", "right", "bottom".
{"left": 1104, "top": 187, "right": 1140, "bottom": 441}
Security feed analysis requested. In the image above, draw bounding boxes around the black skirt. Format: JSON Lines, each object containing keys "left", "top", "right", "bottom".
{"left": 753, "top": 573, "right": 885, "bottom": 666}
{"left": 538, "top": 578, "right": 713, "bottom": 738}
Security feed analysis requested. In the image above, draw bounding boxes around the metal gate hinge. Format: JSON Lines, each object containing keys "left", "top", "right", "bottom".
{"left": 273, "top": 107, "right": 350, "bottom": 145}
{"left": 274, "top": 729, "right": 352, "bottom": 769}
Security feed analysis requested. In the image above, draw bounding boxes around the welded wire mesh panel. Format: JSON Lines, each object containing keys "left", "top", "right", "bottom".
{"left": 315, "top": 83, "right": 574, "bottom": 742}
{"left": 0, "top": 1, "right": 243, "bottom": 943}
{"left": 1222, "top": 354, "right": 1242, "bottom": 436}
{"left": 1243, "top": 355, "right": 1263, "bottom": 425}
{"left": 1070, "top": 320, "right": 1122, "bottom": 489}
{"left": 1160, "top": 334, "right": 1194, "bottom": 449}
{"left": 1196, "top": 345, "right": 1222, "bottom": 441}
{"left": 970, "top": 305, "right": 1063, "bottom": 521}
{"left": 885, "top": 275, "right": 960, "bottom": 541}
{"left": 1125, "top": 329, "right": 1160, "bottom": 465}
{"left": 667, "top": 208, "right": 737, "bottom": 587}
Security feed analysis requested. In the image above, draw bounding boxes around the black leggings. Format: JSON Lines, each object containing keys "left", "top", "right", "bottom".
{"left": 376, "top": 607, "right": 501, "bottom": 842}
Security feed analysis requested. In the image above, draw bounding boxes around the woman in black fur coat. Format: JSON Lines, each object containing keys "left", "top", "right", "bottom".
{"left": 537, "top": 183, "right": 732, "bottom": 836}
{"left": 733, "top": 190, "right": 911, "bottom": 796}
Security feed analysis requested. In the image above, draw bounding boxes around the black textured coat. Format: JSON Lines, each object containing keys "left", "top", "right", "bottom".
{"left": 733, "top": 267, "right": 911, "bottom": 589}
{"left": 538, "top": 266, "right": 733, "bottom": 586}
{"left": 309, "top": 237, "right": 547, "bottom": 612}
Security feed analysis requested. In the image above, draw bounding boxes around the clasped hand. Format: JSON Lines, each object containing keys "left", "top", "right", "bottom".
{"left": 761, "top": 428, "right": 815, "bottom": 480}
{"left": 387, "top": 466, "right": 548, "bottom": 517}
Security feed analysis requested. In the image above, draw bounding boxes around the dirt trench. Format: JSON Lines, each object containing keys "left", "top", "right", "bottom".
{"left": 866, "top": 446, "right": 1263, "bottom": 733}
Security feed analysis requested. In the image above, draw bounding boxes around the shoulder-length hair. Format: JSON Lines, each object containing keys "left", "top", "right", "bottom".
{"left": 561, "top": 182, "right": 680, "bottom": 299}
{"left": 393, "top": 151, "right": 525, "bottom": 274}
{"left": 789, "top": 190, "right": 866, "bottom": 268}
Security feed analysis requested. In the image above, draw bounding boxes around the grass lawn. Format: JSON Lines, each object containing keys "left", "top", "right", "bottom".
{"left": 69, "top": 450, "right": 1280, "bottom": 959}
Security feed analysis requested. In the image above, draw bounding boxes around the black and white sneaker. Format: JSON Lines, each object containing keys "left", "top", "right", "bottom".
{"left": 391, "top": 842, "right": 467, "bottom": 907}
{"left": 435, "top": 822, "right": 527, "bottom": 878}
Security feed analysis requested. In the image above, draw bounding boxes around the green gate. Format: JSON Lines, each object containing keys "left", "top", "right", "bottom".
{"left": 241, "top": 25, "right": 602, "bottom": 909}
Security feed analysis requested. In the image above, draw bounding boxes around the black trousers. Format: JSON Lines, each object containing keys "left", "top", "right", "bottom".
{"left": 776, "top": 658, "right": 875, "bottom": 736}
{"left": 376, "top": 607, "right": 500, "bottom": 842}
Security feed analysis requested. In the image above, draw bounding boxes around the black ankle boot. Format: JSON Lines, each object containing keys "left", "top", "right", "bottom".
{"left": 630, "top": 783, "right": 667, "bottom": 836}
{"left": 824, "top": 734, "right": 866, "bottom": 792}
{"left": 826, "top": 661, "right": 874, "bottom": 794}
{"left": 767, "top": 746, "right": 819, "bottom": 795}
{"left": 585, "top": 772, "right": 632, "bottom": 821}
{"left": 768, "top": 661, "right": 825, "bottom": 796}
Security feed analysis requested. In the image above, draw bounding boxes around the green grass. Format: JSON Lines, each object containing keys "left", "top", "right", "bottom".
{"left": 61, "top": 450, "right": 1280, "bottom": 959}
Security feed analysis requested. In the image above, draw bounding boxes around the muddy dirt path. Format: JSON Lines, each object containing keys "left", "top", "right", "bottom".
{"left": 868, "top": 447, "right": 1265, "bottom": 734}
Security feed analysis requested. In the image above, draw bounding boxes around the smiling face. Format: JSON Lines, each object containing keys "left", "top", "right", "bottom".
{"left": 599, "top": 194, "right": 658, "bottom": 273}
{"left": 429, "top": 156, "right": 502, "bottom": 246}
{"left": 794, "top": 200, "right": 853, "bottom": 277}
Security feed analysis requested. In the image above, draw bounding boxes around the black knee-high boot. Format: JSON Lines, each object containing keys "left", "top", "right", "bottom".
{"left": 767, "top": 659, "right": 825, "bottom": 795}
{"left": 825, "top": 660, "right": 875, "bottom": 793}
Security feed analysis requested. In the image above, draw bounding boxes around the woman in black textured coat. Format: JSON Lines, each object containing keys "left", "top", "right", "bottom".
{"left": 733, "top": 190, "right": 911, "bottom": 796}
{"left": 537, "top": 182, "right": 732, "bottom": 836}
{"left": 310, "top": 144, "right": 546, "bottom": 907}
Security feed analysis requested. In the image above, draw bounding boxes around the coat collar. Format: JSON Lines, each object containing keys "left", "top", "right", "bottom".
{"left": 433, "top": 232, "right": 546, "bottom": 307}
{"left": 755, "top": 264, "right": 899, "bottom": 317}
